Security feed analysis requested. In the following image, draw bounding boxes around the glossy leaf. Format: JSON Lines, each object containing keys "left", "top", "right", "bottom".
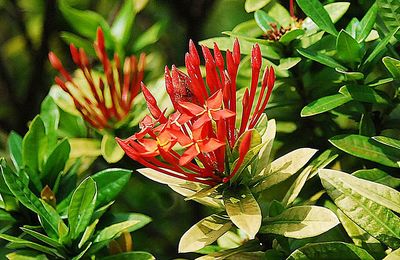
{"left": 132, "top": 22, "right": 164, "bottom": 52}
{"left": 40, "top": 96, "right": 59, "bottom": 151}
{"left": 68, "top": 177, "right": 97, "bottom": 240}
{"left": 335, "top": 68, "right": 364, "bottom": 81}
{"left": 260, "top": 206, "right": 339, "bottom": 238}
{"left": 336, "top": 30, "right": 363, "bottom": 63}
{"left": 320, "top": 169, "right": 400, "bottom": 248}
{"left": 279, "top": 29, "right": 305, "bottom": 44}
{"left": 41, "top": 138, "right": 70, "bottom": 184}
{"left": 377, "top": 0, "right": 400, "bottom": 35}
{"left": 297, "top": 48, "right": 346, "bottom": 70}
{"left": 373, "top": 136, "right": 400, "bottom": 150}
{"left": 178, "top": 213, "right": 233, "bottom": 253}
{"left": 329, "top": 134, "right": 400, "bottom": 168}
{"left": 101, "top": 134, "right": 125, "bottom": 163}
{"left": 20, "top": 227, "right": 63, "bottom": 249}
{"left": 353, "top": 168, "right": 400, "bottom": 189}
{"left": 382, "top": 56, "right": 400, "bottom": 79}
{"left": 301, "top": 94, "right": 351, "bottom": 117}
{"left": 245, "top": 0, "right": 271, "bottom": 13}
{"left": 78, "top": 219, "right": 98, "bottom": 249}
{"left": 111, "top": 0, "right": 135, "bottom": 46}
{"left": 287, "top": 242, "right": 374, "bottom": 260}
{"left": 363, "top": 27, "right": 400, "bottom": 65}
{"left": 7, "top": 131, "right": 23, "bottom": 171}
{"left": 223, "top": 185, "right": 261, "bottom": 239}
{"left": 22, "top": 116, "right": 47, "bottom": 174}
{"left": 94, "top": 219, "right": 140, "bottom": 243}
{"left": 339, "top": 85, "right": 390, "bottom": 105}
{"left": 101, "top": 252, "right": 155, "bottom": 260}
{"left": 359, "top": 113, "right": 376, "bottom": 137}
{"left": 296, "top": 0, "right": 338, "bottom": 36}
{"left": 278, "top": 57, "right": 301, "bottom": 70}
{"left": 356, "top": 3, "right": 378, "bottom": 42}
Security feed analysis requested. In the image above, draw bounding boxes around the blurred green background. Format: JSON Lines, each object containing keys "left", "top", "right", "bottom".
{"left": 0, "top": 0, "right": 376, "bottom": 258}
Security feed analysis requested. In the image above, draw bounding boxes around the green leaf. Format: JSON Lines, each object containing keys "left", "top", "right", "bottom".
{"left": 384, "top": 248, "right": 400, "bottom": 260}
{"left": 132, "top": 22, "right": 164, "bottom": 52}
{"left": 282, "top": 166, "right": 313, "bottom": 207}
{"left": 260, "top": 206, "right": 339, "bottom": 238}
{"left": 278, "top": 57, "right": 301, "bottom": 70}
{"left": 359, "top": 113, "right": 376, "bottom": 137}
{"left": 111, "top": 0, "right": 135, "bottom": 46}
{"left": 0, "top": 208, "right": 16, "bottom": 223}
{"left": 279, "top": 29, "right": 305, "bottom": 44}
{"left": 232, "top": 20, "right": 264, "bottom": 38}
{"left": 324, "top": 169, "right": 400, "bottom": 213}
{"left": 101, "top": 135, "right": 125, "bottom": 164}
{"left": 356, "top": 3, "right": 378, "bottom": 42}
{"left": 22, "top": 116, "right": 47, "bottom": 174}
{"left": 223, "top": 185, "right": 261, "bottom": 239}
{"left": 296, "top": 0, "right": 338, "bottom": 36}
{"left": 94, "top": 219, "right": 140, "bottom": 243}
{"left": 7, "top": 131, "right": 23, "bottom": 171}
{"left": 335, "top": 68, "right": 364, "bottom": 81}
{"left": 199, "top": 37, "right": 280, "bottom": 60}
{"left": 329, "top": 134, "right": 400, "bottom": 168}
{"left": 339, "top": 85, "right": 390, "bottom": 105}
{"left": 297, "top": 48, "right": 346, "bottom": 70}
{"left": 101, "top": 252, "right": 155, "bottom": 260}
{"left": 363, "top": 27, "right": 400, "bottom": 66}
{"left": 287, "top": 242, "right": 375, "bottom": 260}
{"left": 319, "top": 169, "right": 400, "bottom": 248}
{"left": 377, "top": 0, "right": 400, "bottom": 36}
{"left": 20, "top": 227, "right": 63, "bottom": 249}
{"left": 0, "top": 234, "right": 63, "bottom": 258}
{"left": 41, "top": 139, "right": 70, "bottom": 185}
{"left": 104, "top": 213, "right": 151, "bottom": 233}
{"left": 40, "top": 96, "right": 59, "bottom": 151}
{"left": 178, "top": 213, "right": 233, "bottom": 253}
{"left": 353, "top": 168, "right": 400, "bottom": 189}
{"left": 254, "top": 10, "right": 278, "bottom": 33}
{"left": 91, "top": 168, "right": 131, "bottom": 208}
{"left": 252, "top": 148, "right": 317, "bottom": 192}
{"left": 267, "top": 2, "right": 291, "bottom": 27}
{"left": 58, "top": 0, "right": 114, "bottom": 48}
{"left": 301, "top": 94, "right": 351, "bottom": 117}
{"left": 336, "top": 30, "right": 363, "bottom": 64}
{"left": 302, "top": 2, "right": 350, "bottom": 35}
{"left": 382, "top": 56, "right": 400, "bottom": 79}
{"left": 245, "top": 0, "right": 271, "bottom": 13}
{"left": 60, "top": 32, "right": 96, "bottom": 57}
{"left": 373, "top": 136, "right": 400, "bottom": 150}
{"left": 68, "top": 177, "right": 97, "bottom": 240}
{"left": 2, "top": 167, "right": 60, "bottom": 237}
{"left": 78, "top": 219, "right": 98, "bottom": 249}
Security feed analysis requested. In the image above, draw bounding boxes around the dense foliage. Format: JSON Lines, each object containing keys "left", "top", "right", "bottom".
{"left": 0, "top": 0, "right": 399, "bottom": 259}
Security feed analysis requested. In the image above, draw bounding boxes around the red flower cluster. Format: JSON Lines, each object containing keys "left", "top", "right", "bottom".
{"left": 49, "top": 28, "right": 145, "bottom": 129}
{"left": 117, "top": 40, "right": 275, "bottom": 186}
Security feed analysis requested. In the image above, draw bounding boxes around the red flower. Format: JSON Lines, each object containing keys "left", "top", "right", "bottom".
{"left": 117, "top": 40, "right": 275, "bottom": 186}
{"left": 49, "top": 28, "right": 145, "bottom": 129}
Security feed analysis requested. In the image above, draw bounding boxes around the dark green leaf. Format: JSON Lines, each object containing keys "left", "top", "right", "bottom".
{"left": 41, "top": 139, "right": 70, "bottom": 185}
{"left": 297, "top": 48, "right": 346, "bottom": 70}
{"left": 329, "top": 134, "right": 400, "bottom": 168}
{"left": 7, "top": 131, "right": 23, "bottom": 171}
{"left": 0, "top": 209, "right": 16, "bottom": 223}
{"left": 287, "top": 242, "right": 374, "bottom": 260}
{"left": 68, "top": 177, "right": 97, "bottom": 240}
{"left": 336, "top": 30, "right": 363, "bottom": 63}
{"left": 359, "top": 113, "right": 376, "bottom": 137}
{"left": 377, "top": 0, "right": 400, "bottom": 37}
{"left": 101, "top": 251, "right": 155, "bottom": 260}
{"left": 373, "top": 136, "right": 400, "bottom": 150}
{"left": 339, "top": 85, "right": 390, "bottom": 105}
{"left": 353, "top": 168, "right": 400, "bottom": 189}
{"left": 301, "top": 94, "right": 352, "bottom": 117}
{"left": 296, "top": 0, "right": 338, "bottom": 36}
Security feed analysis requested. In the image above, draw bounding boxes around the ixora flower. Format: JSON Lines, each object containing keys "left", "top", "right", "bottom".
{"left": 117, "top": 40, "right": 321, "bottom": 249}
{"left": 49, "top": 28, "right": 145, "bottom": 129}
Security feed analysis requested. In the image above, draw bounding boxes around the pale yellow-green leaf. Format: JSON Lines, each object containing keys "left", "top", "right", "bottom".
{"left": 253, "top": 148, "right": 317, "bottom": 192}
{"left": 282, "top": 166, "right": 313, "bottom": 207}
{"left": 101, "top": 134, "right": 124, "bottom": 163}
{"left": 94, "top": 220, "right": 140, "bottom": 242}
{"left": 254, "top": 119, "right": 276, "bottom": 175}
{"left": 260, "top": 206, "right": 339, "bottom": 238}
{"left": 78, "top": 219, "right": 99, "bottom": 249}
{"left": 68, "top": 138, "right": 101, "bottom": 158}
{"left": 321, "top": 169, "right": 400, "bottom": 214}
{"left": 217, "top": 231, "right": 243, "bottom": 249}
{"left": 223, "top": 185, "right": 261, "bottom": 239}
{"left": 178, "top": 213, "right": 233, "bottom": 253}
{"left": 244, "top": 0, "right": 271, "bottom": 13}
{"left": 384, "top": 248, "right": 400, "bottom": 260}
{"left": 169, "top": 185, "right": 224, "bottom": 209}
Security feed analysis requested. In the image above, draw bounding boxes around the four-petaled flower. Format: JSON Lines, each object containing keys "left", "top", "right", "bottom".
{"left": 49, "top": 28, "right": 145, "bottom": 129}
{"left": 117, "top": 39, "right": 275, "bottom": 186}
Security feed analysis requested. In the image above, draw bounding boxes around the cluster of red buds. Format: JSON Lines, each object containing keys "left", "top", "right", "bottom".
{"left": 49, "top": 28, "right": 145, "bottom": 129}
{"left": 117, "top": 40, "right": 275, "bottom": 186}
